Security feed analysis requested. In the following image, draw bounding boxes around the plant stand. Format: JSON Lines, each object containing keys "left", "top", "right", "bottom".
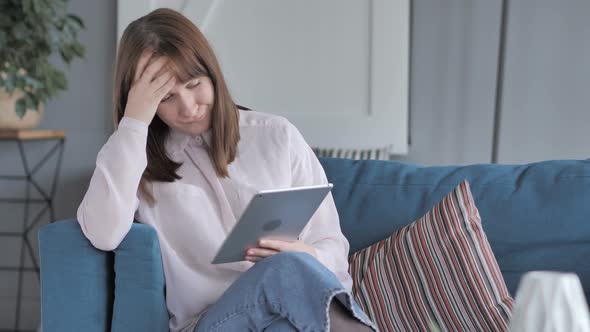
{"left": 0, "top": 130, "right": 65, "bottom": 332}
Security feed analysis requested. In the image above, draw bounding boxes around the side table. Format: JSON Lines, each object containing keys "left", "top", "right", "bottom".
{"left": 0, "top": 129, "right": 65, "bottom": 332}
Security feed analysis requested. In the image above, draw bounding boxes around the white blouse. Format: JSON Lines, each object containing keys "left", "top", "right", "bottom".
{"left": 77, "top": 110, "right": 352, "bottom": 332}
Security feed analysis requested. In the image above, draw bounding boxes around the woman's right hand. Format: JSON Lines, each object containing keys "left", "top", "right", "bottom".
{"left": 123, "top": 49, "right": 176, "bottom": 125}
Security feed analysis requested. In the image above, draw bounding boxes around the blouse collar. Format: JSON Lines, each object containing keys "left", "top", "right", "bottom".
{"left": 166, "top": 127, "right": 212, "bottom": 155}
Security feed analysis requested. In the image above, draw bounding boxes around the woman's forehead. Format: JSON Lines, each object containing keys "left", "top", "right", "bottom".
{"left": 145, "top": 55, "right": 200, "bottom": 82}
{"left": 164, "top": 56, "right": 206, "bottom": 80}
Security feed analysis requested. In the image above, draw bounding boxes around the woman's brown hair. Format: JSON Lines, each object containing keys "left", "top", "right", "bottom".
{"left": 112, "top": 8, "right": 240, "bottom": 190}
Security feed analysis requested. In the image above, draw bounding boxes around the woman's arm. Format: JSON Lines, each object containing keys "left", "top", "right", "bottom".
{"left": 79, "top": 50, "right": 176, "bottom": 251}
{"left": 77, "top": 117, "right": 148, "bottom": 251}
{"left": 286, "top": 121, "right": 353, "bottom": 290}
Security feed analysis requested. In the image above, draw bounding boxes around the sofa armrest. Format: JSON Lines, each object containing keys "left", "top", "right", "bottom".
{"left": 38, "top": 219, "right": 114, "bottom": 332}
{"left": 111, "top": 223, "right": 169, "bottom": 332}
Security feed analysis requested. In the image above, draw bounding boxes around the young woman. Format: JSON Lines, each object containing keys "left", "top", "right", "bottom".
{"left": 78, "top": 8, "right": 376, "bottom": 332}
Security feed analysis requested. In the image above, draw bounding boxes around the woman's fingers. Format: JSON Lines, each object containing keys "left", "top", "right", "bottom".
{"left": 134, "top": 49, "right": 153, "bottom": 83}
{"left": 154, "top": 75, "right": 176, "bottom": 100}
{"left": 256, "top": 239, "right": 317, "bottom": 258}
{"left": 243, "top": 240, "right": 317, "bottom": 263}
{"left": 245, "top": 256, "right": 262, "bottom": 263}
{"left": 257, "top": 239, "right": 294, "bottom": 252}
{"left": 245, "top": 247, "right": 279, "bottom": 258}
{"left": 142, "top": 56, "right": 169, "bottom": 84}
{"left": 151, "top": 70, "right": 173, "bottom": 90}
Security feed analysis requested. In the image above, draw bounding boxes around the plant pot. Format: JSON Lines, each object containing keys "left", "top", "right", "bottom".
{"left": 0, "top": 88, "right": 44, "bottom": 130}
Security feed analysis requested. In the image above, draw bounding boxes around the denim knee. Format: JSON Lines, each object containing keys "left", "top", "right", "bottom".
{"left": 249, "top": 251, "right": 322, "bottom": 288}
{"left": 262, "top": 251, "right": 315, "bottom": 268}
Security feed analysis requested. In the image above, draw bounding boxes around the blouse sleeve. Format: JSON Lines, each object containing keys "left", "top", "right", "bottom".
{"left": 76, "top": 117, "right": 148, "bottom": 251}
{"left": 286, "top": 120, "right": 353, "bottom": 291}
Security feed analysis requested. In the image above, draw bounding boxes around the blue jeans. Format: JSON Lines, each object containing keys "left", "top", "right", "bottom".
{"left": 194, "top": 252, "right": 377, "bottom": 331}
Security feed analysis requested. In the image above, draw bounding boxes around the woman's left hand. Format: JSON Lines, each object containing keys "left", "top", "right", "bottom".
{"left": 244, "top": 239, "right": 316, "bottom": 263}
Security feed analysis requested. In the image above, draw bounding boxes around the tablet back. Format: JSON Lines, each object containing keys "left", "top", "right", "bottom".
{"left": 211, "top": 184, "right": 333, "bottom": 264}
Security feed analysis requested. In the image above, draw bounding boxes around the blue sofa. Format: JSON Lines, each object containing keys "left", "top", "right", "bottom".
{"left": 38, "top": 158, "right": 590, "bottom": 331}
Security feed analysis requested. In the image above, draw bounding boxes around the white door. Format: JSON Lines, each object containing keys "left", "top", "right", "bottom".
{"left": 118, "top": 0, "right": 409, "bottom": 155}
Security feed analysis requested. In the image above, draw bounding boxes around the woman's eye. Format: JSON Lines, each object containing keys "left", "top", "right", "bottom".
{"left": 188, "top": 81, "right": 200, "bottom": 89}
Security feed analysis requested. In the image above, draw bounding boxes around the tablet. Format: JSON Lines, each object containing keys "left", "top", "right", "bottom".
{"left": 211, "top": 183, "right": 333, "bottom": 264}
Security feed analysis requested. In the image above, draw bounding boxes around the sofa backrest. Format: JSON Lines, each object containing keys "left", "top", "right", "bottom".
{"left": 319, "top": 157, "right": 590, "bottom": 301}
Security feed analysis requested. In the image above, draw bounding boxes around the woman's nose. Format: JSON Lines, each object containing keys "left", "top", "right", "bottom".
{"left": 178, "top": 92, "right": 196, "bottom": 117}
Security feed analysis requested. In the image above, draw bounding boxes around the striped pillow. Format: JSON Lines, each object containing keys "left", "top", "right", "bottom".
{"left": 348, "top": 180, "right": 514, "bottom": 332}
{"left": 312, "top": 146, "right": 391, "bottom": 160}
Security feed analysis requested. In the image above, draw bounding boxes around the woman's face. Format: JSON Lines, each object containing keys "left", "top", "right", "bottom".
{"left": 155, "top": 70, "right": 215, "bottom": 136}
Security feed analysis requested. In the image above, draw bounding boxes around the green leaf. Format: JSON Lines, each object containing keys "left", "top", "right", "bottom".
{"left": 28, "top": 0, "right": 37, "bottom": 13}
{"left": 67, "top": 14, "right": 84, "bottom": 29}
{"left": 55, "top": 17, "right": 65, "bottom": 31}
{"left": 53, "top": 71, "right": 66, "bottom": 90}
{"left": 71, "top": 42, "right": 85, "bottom": 57}
{"left": 48, "top": 26, "right": 61, "bottom": 45}
{"left": 25, "top": 76, "right": 41, "bottom": 89}
{"left": 15, "top": 75, "right": 26, "bottom": 89}
{"left": 5, "top": 70, "right": 16, "bottom": 92}
{"left": 28, "top": 92, "right": 40, "bottom": 108}
{"left": 59, "top": 46, "right": 73, "bottom": 63}
{"left": 0, "top": 15, "right": 12, "bottom": 28}
{"left": 15, "top": 98, "right": 27, "bottom": 119}
{"left": 24, "top": 94, "right": 38, "bottom": 110}
{"left": 0, "top": 31, "right": 6, "bottom": 49}
{"left": 12, "top": 22, "right": 28, "bottom": 39}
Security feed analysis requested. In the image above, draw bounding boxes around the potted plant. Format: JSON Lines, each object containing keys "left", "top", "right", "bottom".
{"left": 0, "top": 0, "right": 85, "bottom": 130}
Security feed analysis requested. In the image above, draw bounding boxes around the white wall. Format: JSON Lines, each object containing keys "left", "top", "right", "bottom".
{"left": 398, "top": 0, "right": 590, "bottom": 166}
{"left": 497, "top": 0, "right": 590, "bottom": 163}
{"left": 397, "top": 1, "right": 503, "bottom": 165}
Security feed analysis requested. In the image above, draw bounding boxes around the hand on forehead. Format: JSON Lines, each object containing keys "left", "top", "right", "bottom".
{"left": 149, "top": 54, "right": 175, "bottom": 77}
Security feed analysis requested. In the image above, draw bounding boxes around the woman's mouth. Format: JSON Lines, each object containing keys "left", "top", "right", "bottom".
{"left": 181, "top": 109, "right": 206, "bottom": 124}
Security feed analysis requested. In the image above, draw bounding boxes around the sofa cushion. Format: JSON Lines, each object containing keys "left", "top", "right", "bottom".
{"left": 319, "top": 158, "right": 590, "bottom": 304}
{"left": 349, "top": 180, "right": 514, "bottom": 331}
